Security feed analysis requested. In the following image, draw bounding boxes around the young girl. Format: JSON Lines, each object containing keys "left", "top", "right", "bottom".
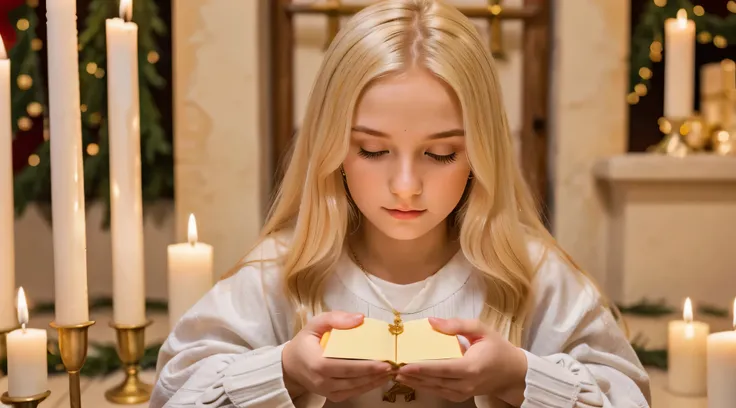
{"left": 151, "top": 0, "right": 651, "bottom": 407}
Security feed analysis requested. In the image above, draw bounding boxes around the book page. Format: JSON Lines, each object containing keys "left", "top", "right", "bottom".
{"left": 396, "top": 318, "right": 463, "bottom": 364}
{"left": 322, "top": 317, "right": 396, "bottom": 362}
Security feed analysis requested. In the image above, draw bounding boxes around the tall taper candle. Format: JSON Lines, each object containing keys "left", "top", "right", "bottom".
{"left": 0, "top": 36, "right": 15, "bottom": 331}
{"left": 664, "top": 9, "right": 695, "bottom": 119}
{"left": 107, "top": 0, "right": 146, "bottom": 326}
{"left": 46, "top": 0, "right": 90, "bottom": 325}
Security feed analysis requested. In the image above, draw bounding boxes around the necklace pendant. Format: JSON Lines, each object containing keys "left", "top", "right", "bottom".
{"left": 388, "top": 310, "right": 404, "bottom": 335}
{"left": 383, "top": 382, "right": 417, "bottom": 403}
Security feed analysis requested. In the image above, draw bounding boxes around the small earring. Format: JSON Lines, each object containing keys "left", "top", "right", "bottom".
{"left": 341, "top": 167, "right": 347, "bottom": 178}
{"left": 468, "top": 173, "right": 473, "bottom": 180}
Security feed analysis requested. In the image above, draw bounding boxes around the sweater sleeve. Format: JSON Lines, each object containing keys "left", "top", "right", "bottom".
{"left": 520, "top": 247, "right": 652, "bottom": 408}
{"left": 150, "top": 237, "right": 307, "bottom": 408}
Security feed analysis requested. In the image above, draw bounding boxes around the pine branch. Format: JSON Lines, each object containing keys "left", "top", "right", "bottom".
{"left": 30, "top": 297, "right": 169, "bottom": 314}
{"left": 617, "top": 299, "right": 675, "bottom": 317}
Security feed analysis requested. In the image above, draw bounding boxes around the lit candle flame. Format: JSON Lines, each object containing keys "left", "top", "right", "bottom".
{"left": 17, "top": 287, "right": 29, "bottom": 331}
{"left": 188, "top": 213, "right": 198, "bottom": 246}
{"left": 683, "top": 297, "right": 693, "bottom": 323}
{"left": 676, "top": 9, "right": 688, "bottom": 28}
{"left": 0, "top": 34, "right": 6, "bottom": 59}
{"left": 120, "top": 0, "right": 133, "bottom": 22}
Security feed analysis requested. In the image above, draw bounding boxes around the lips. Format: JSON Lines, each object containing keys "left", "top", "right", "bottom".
{"left": 384, "top": 208, "right": 426, "bottom": 220}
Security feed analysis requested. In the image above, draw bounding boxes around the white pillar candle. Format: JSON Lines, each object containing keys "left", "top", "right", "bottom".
{"left": 0, "top": 36, "right": 16, "bottom": 331}
{"left": 664, "top": 9, "right": 695, "bottom": 119}
{"left": 7, "top": 288, "right": 48, "bottom": 397}
{"left": 707, "top": 299, "right": 736, "bottom": 408}
{"left": 46, "top": 0, "right": 90, "bottom": 326}
{"left": 668, "top": 297, "right": 709, "bottom": 396}
{"left": 167, "top": 214, "right": 213, "bottom": 329}
{"left": 700, "top": 63, "right": 723, "bottom": 128}
{"left": 106, "top": 0, "right": 146, "bottom": 326}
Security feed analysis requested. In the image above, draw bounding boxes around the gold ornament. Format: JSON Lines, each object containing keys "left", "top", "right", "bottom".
{"left": 27, "top": 102, "right": 43, "bottom": 117}
{"left": 89, "top": 112, "right": 102, "bottom": 125}
{"left": 17, "top": 74, "right": 32, "bottom": 90}
{"left": 650, "top": 52, "right": 662, "bottom": 63}
{"left": 635, "top": 84, "right": 648, "bottom": 96}
{"left": 649, "top": 41, "right": 662, "bottom": 54}
{"left": 95, "top": 68, "right": 105, "bottom": 79}
{"left": 627, "top": 92, "right": 640, "bottom": 105}
{"left": 31, "top": 38, "right": 42, "bottom": 51}
{"left": 16, "top": 19, "right": 29, "bottom": 31}
{"left": 654, "top": 0, "right": 666, "bottom": 7}
{"left": 86, "top": 62, "right": 98, "bottom": 75}
{"left": 693, "top": 6, "right": 705, "bottom": 16}
{"left": 80, "top": 104, "right": 88, "bottom": 113}
{"left": 698, "top": 31, "right": 712, "bottom": 44}
{"left": 683, "top": 116, "right": 709, "bottom": 150}
{"left": 714, "top": 36, "right": 728, "bottom": 49}
{"left": 28, "top": 154, "right": 40, "bottom": 167}
{"left": 639, "top": 67, "right": 653, "bottom": 80}
{"left": 728, "top": 1, "right": 736, "bottom": 14}
{"left": 18, "top": 117, "right": 32, "bottom": 131}
{"left": 86, "top": 143, "right": 100, "bottom": 156}
{"left": 147, "top": 51, "right": 160, "bottom": 64}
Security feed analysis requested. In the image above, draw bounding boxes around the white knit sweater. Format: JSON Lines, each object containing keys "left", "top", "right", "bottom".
{"left": 151, "top": 232, "right": 651, "bottom": 408}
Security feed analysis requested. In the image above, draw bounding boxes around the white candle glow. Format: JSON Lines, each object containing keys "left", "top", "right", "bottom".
{"left": 664, "top": 9, "right": 695, "bottom": 119}
{"left": 7, "top": 288, "right": 48, "bottom": 397}
{"left": 707, "top": 299, "right": 736, "bottom": 408}
{"left": 46, "top": 0, "right": 90, "bottom": 326}
{"left": 167, "top": 214, "right": 213, "bottom": 329}
{"left": 107, "top": 0, "right": 146, "bottom": 326}
{"left": 0, "top": 36, "right": 15, "bottom": 331}
{"left": 668, "top": 297, "right": 709, "bottom": 396}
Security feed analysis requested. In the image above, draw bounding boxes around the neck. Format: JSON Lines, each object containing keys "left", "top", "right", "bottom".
{"left": 350, "top": 221, "right": 459, "bottom": 285}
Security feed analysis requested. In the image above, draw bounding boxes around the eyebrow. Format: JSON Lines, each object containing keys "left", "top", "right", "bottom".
{"left": 351, "top": 125, "right": 465, "bottom": 140}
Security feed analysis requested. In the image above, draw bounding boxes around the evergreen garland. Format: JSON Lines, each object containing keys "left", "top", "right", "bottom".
{"left": 9, "top": 0, "right": 172, "bottom": 225}
{"left": 630, "top": 1, "right": 736, "bottom": 100}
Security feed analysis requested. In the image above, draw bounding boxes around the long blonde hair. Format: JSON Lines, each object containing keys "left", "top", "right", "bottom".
{"left": 228, "top": 0, "right": 592, "bottom": 346}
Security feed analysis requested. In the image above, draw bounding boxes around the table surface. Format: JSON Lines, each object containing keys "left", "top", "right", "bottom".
{"left": 0, "top": 311, "right": 708, "bottom": 408}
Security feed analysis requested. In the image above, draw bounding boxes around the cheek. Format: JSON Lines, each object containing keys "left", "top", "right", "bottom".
{"left": 427, "top": 168, "right": 470, "bottom": 209}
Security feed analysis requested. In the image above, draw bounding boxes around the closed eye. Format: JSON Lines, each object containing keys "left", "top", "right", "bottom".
{"left": 426, "top": 152, "right": 457, "bottom": 163}
{"left": 358, "top": 148, "right": 388, "bottom": 159}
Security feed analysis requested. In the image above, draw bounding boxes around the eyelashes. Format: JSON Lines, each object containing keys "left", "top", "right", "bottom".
{"left": 357, "top": 148, "right": 457, "bottom": 164}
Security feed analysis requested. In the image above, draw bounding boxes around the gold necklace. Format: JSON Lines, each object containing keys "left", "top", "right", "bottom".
{"left": 348, "top": 246, "right": 416, "bottom": 403}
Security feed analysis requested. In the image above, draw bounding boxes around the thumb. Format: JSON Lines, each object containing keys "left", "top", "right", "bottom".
{"left": 429, "top": 317, "right": 487, "bottom": 343}
{"left": 307, "top": 311, "right": 364, "bottom": 335}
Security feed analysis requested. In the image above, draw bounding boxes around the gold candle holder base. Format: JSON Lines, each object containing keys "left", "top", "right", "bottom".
{"left": 652, "top": 117, "right": 691, "bottom": 157}
{"left": 49, "top": 320, "right": 95, "bottom": 408}
{"left": 1, "top": 390, "right": 51, "bottom": 408}
{"left": 104, "top": 320, "right": 154, "bottom": 405}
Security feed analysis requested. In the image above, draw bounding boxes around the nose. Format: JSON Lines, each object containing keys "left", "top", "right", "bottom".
{"left": 389, "top": 160, "right": 422, "bottom": 199}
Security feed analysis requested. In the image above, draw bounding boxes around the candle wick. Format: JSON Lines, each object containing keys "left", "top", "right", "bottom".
{"left": 21, "top": 323, "right": 26, "bottom": 333}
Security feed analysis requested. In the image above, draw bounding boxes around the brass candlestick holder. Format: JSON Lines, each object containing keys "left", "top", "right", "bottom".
{"left": 652, "top": 117, "right": 690, "bottom": 157}
{"left": 104, "top": 320, "right": 153, "bottom": 404}
{"left": 49, "top": 320, "right": 95, "bottom": 408}
{"left": 1, "top": 390, "right": 51, "bottom": 408}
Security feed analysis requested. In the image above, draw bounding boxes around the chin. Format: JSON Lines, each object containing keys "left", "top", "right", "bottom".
{"left": 369, "top": 218, "right": 444, "bottom": 241}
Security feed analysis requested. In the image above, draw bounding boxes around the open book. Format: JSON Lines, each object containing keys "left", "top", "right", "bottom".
{"left": 320, "top": 317, "right": 463, "bottom": 367}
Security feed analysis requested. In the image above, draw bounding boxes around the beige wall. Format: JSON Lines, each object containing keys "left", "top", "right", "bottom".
{"left": 172, "top": 0, "right": 270, "bottom": 279}
{"left": 550, "top": 0, "right": 630, "bottom": 285}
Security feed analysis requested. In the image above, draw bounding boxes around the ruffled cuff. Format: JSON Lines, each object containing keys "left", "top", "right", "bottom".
{"left": 520, "top": 350, "right": 581, "bottom": 408}
{"left": 222, "top": 344, "right": 295, "bottom": 408}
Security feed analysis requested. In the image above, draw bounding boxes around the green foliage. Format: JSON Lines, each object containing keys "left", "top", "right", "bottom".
{"left": 630, "top": 1, "right": 736, "bottom": 94}
{"left": 10, "top": 0, "right": 172, "bottom": 226}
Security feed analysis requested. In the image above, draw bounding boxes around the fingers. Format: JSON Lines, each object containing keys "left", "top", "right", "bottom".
{"left": 318, "top": 358, "right": 393, "bottom": 378}
{"left": 398, "top": 360, "right": 468, "bottom": 379}
{"left": 328, "top": 373, "right": 392, "bottom": 402}
{"left": 395, "top": 374, "right": 471, "bottom": 403}
{"left": 307, "top": 311, "right": 364, "bottom": 335}
{"left": 331, "top": 371, "right": 392, "bottom": 393}
{"left": 429, "top": 317, "right": 486, "bottom": 337}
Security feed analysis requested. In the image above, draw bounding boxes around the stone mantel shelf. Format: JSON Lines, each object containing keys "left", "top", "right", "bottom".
{"left": 594, "top": 153, "right": 736, "bottom": 183}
